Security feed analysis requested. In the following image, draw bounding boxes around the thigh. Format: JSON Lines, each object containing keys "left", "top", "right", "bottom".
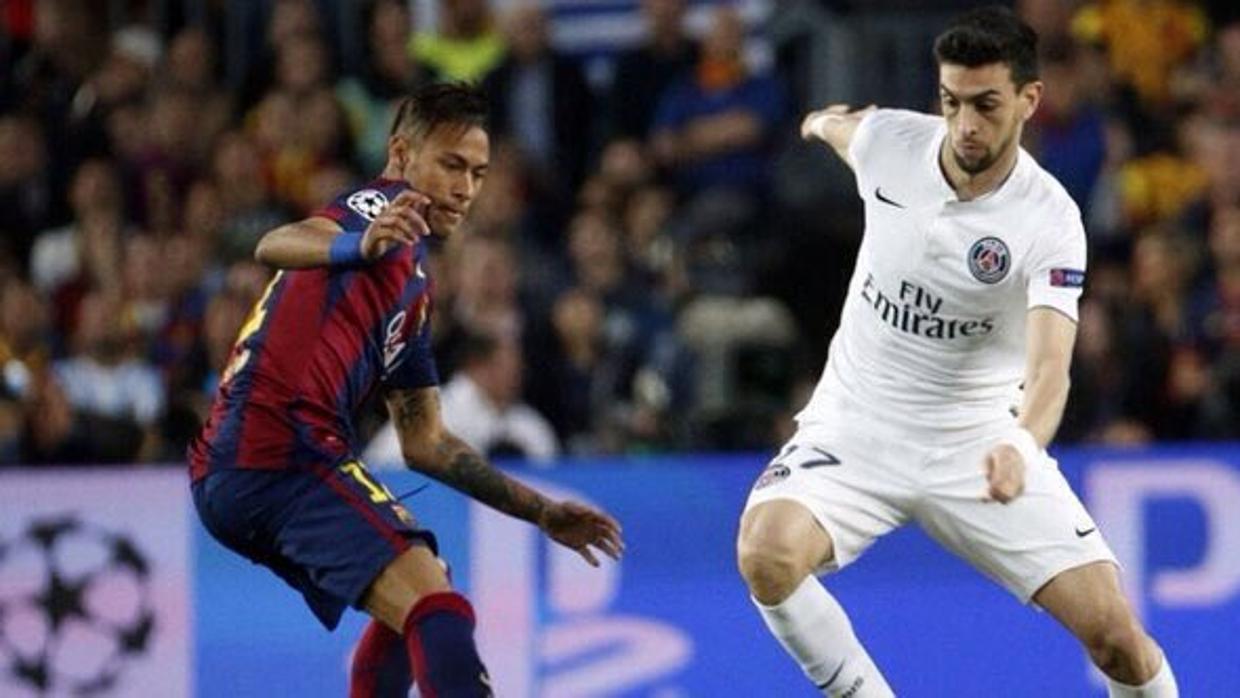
{"left": 916, "top": 433, "right": 1117, "bottom": 604}
{"left": 742, "top": 427, "right": 914, "bottom": 573}
{"left": 361, "top": 545, "right": 453, "bottom": 631}
{"left": 196, "top": 460, "right": 439, "bottom": 630}
{"left": 739, "top": 498, "right": 835, "bottom": 573}
{"left": 1033, "top": 560, "right": 1132, "bottom": 636}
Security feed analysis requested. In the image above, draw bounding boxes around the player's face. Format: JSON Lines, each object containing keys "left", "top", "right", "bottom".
{"left": 398, "top": 124, "right": 490, "bottom": 238}
{"left": 938, "top": 62, "right": 1041, "bottom": 175}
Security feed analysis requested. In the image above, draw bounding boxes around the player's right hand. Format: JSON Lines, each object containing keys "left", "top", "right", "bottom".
{"left": 538, "top": 500, "right": 625, "bottom": 567}
{"left": 982, "top": 443, "right": 1027, "bottom": 504}
{"left": 360, "top": 190, "right": 432, "bottom": 260}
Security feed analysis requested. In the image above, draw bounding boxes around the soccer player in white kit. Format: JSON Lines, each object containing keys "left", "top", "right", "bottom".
{"left": 736, "top": 7, "right": 1178, "bottom": 698}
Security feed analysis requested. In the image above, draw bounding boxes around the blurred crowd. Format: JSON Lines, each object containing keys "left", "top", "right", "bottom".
{"left": 0, "top": 0, "right": 1237, "bottom": 467}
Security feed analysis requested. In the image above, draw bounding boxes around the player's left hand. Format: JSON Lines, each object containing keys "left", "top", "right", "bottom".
{"left": 982, "top": 443, "right": 1026, "bottom": 504}
{"left": 538, "top": 501, "right": 625, "bottom": 567}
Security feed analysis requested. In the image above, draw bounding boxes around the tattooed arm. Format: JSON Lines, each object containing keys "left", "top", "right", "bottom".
{"left": 384, "top": 386, "right": 624, "bottom": 565}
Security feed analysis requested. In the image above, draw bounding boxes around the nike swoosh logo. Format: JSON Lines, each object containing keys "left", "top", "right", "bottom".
{"left": 875, "top": 187, "right": 905, "bottom": 208}
{"left": 1075, "top": 526, "right": 1096, "bottom": 538}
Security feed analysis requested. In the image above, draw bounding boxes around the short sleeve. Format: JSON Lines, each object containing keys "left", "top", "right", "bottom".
{"left": 847, "top": 109, "right": 896, "bottom": 194}
{"left": 313, "top": 183, "right": 408, "bottom": 233}
{"left": 847, "top": 109, "right": 885, "bottom": 170}
{"left": 381, "top": 314, "right": 440, "bottom": 390}
{"left": 1026, "top": 214, "right": 1087, "bottom": 322}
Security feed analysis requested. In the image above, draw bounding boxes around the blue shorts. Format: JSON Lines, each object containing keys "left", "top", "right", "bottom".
{"left": 192, "top": 459, "right": 438, "bottom": 630}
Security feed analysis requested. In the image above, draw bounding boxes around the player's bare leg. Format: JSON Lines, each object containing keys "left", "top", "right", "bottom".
{"left": 738, "top": 500, "right": 894, "bottom": 697}
{"left": 1035, "top": 561, "right": 1178, "bottom": 697}
{"left": 354, "top": 545, "right": 490, "bottom": 697}
{"left": 362, "top": 545, "right": 453, "bottom": 629}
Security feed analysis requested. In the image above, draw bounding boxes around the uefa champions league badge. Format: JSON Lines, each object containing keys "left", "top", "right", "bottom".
{"left": 347, "top": 189, "right": 390, "bottom": 221}
{"left": 967, "top": 236, "right": 1011, "bottom": 284}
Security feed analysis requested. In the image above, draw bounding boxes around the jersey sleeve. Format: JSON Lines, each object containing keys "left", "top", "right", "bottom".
{"left": 1026, "top": 213, "right": 1087, "bottom": 321}
{"left": 313, "top": 184, "right": 406, "bottom": 233}
{"left": 847, "top": 109, "right": 886, "bottom": 173}
{"left": 381, "top": 306, "right": 440, "bottom": 390}
{"left": 847, "top": 109, "right": 921, "bottom": 194}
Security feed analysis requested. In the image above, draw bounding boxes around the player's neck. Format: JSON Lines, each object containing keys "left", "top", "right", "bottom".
{"left": 939, "top": 141, "right": 1019, "bottom": 202}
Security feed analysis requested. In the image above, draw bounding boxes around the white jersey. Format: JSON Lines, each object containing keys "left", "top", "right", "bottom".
{"left": 797, "top": 109, "right": 1086, "bottom": 442}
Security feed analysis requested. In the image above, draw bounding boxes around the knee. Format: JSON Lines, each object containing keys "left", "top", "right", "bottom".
{"left": 1079, "top": 613, "right": 1148, "bottom": 678}
{"left": 736, "top": 534, "right": 811, "bottom": 606}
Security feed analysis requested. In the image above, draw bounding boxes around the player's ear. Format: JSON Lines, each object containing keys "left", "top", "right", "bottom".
{"left": 388, "top": 133, "right": 410, "bottom": 171}
{"left": 1019, "top": 80, "right": 1043, "bottom": 121}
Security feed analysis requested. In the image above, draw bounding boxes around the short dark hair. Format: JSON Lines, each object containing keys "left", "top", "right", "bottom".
{"left": 933, "top": 6, "right": 1039, "bottom": 87}
{"left": 389, "top": 81, "right": 489, "bottom": 140}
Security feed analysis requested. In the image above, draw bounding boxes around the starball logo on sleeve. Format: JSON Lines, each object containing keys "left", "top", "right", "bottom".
{"left": 859, "top": 274, "right": 996, "bottom": 341}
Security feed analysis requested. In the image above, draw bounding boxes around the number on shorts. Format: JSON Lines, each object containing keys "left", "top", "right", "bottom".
{"left": 341, "top": 461, "right": 396, "bottom": 503}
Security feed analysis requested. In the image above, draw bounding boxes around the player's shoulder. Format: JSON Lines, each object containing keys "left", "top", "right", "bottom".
{"left": 336, "top": 177, "right": 411, "bottom": 221}
{"left": 859, "top": 109, "right": 943, "bottom": 146}
{"left": 316, "top": 177, "right": 411, "bottom": 228}
{"left": 1013, "top": 151, "right": 1084, "bottom": 231}
{"left": 852, "top": 108, "right": 943, "bottom": 176}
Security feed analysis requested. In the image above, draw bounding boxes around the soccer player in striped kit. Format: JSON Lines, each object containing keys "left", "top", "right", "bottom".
{"left": 189, "top": 82, "right": 623, "bottom": 697}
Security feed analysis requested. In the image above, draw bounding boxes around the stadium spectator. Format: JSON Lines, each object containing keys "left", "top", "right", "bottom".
{"left": 609, "top": 0, "right": 698, "bottom": 140}
{"left": 52, "top": 290, "right": 166, "bottom": 461}
{"left": 29, "top": 158, "right": 124, "bottom": 296}
{"left": 411, "top": 0, "right": 505, "bottom": 83}
{"left": 435, "top": 232, "right": 526, "bottom": 380}
{"left": 651, "top": 6, "right": 787, "bottom": 202}
{"left": 0, "top": 114, "right": 55, "bottom": 270}
{"left": 337, "top": 0, "right": 429, "bottom": 174}
{"left": 209, "top": 130, "right": 291, "bottom": 264}
{"left": 483, "top": 1, "right": 595, "bottom": 206}
{"left": 1027, "top": 38, "right": 1107, "bottom": 211}
{"left": 240, "top": 0, "right": 324, "bottom": 109}
{"left": 0, "top": 278, "right": 50, "bottom": 406}
{"left": 366, "top": 330, "right": 560, "bottom": 468}
{"left": 1071, "top": 0, "right": 1208, "bottom": 107}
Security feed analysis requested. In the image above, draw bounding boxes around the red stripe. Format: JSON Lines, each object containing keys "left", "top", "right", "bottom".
{"left": 406, "top": 592, "right": 476, "bottom": 625}
{"left": 349, "top": 620, "right": 401, "bottom": 698}
{"left": 236, "top": 271, "right": 326, "bottom": 465}
{"left": 309, "top": 462, "right": 409, "bottom": 552}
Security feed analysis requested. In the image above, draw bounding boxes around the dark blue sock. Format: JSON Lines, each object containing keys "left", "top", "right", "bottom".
{"left": 403, "top": 592, "right": 492, "bottom": 697}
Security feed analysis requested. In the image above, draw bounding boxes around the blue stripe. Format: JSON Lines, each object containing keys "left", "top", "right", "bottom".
{"left": 332, "top": 250, "right": 431, "bottom": 446}
{"left": 322, "top": 269, "right": 354, "bottom": 323}
{"left": 211, "top": 274, "right": 290, "bottom": 469}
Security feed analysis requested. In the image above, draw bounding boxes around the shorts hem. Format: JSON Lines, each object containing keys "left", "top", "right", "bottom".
{"left": 744, "top": 492, "right": 850, "bottom": 573}
{"left": 342, "top": 531, "right": 437, "bottom": 614}
{"left": 1016, "top": 553, "right": 1120, "bottom": 606}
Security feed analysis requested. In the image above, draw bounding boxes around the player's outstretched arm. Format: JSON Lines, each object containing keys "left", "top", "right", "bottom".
{"left": 254, "top": 191, "right": 431, "bottom": 269}
{"left": 384, "top": 386, "right": 625, "bottom": 566}
{"left": 800, "top": 104, "right": 876, "bottom": 169}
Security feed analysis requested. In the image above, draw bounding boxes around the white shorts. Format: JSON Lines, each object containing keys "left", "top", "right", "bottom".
{"left": 743, "top": 421, "right": 1117, "bottom": 603}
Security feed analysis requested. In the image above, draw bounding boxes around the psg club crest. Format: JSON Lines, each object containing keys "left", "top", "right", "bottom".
{"left": 967, "top": 236, "right": 1011, "bottom": 284}
{"left": 347, "top": 189, "right": 390, "bottom": 221}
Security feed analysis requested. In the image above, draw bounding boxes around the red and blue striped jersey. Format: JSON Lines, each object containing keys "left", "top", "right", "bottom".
{"left": 189, "top": 178, "right": 437, "bottom": 481}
